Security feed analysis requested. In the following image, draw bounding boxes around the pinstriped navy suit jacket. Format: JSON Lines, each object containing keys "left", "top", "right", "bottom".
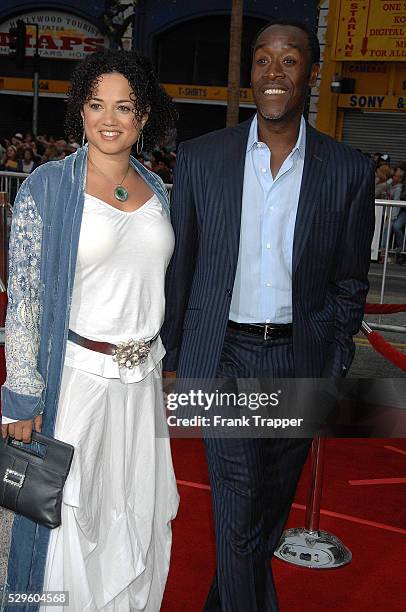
{"left": 161, "top": 118, "right": 375, "bottom": 378}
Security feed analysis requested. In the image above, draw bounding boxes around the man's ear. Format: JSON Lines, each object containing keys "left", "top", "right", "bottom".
{"left": 309, "top": 63, "right": 320, "bottom": 88}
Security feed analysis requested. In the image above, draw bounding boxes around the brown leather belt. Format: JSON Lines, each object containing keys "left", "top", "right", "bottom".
{"left": 228, "top": 320, "right": 292, "bottom": 340}
{"left": 68, "top": 329, "right": 155, "bottom": 369}
{"left": 68, "top": 329, "right": 117, "bottom": 355}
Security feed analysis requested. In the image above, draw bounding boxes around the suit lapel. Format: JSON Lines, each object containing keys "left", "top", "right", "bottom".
{"left": 292, "top": 125, "right": 329, "bottom": 274}
{"left": 222, "top": 119, "right": 252, "bottom": 268}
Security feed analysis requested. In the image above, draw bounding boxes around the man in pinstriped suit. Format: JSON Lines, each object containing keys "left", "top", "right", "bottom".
{"left": 162, "top": 19, "right": 375, "bottom": 612}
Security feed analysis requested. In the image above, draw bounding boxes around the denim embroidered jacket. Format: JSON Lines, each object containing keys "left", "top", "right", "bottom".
{"left": 1, "top": 145, "right": 170, "bottom": 610}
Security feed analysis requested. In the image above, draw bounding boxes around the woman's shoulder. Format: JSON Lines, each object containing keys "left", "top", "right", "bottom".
{"left": 24, "top": 151, "right": 80, "bottom": 192}
{"left": 131, "top": 156, "right": 170, "bottom": 205}
{"left": 15, "top": 152, "right": 83, "bottom": 218}
{"left": 29, "top": 155, "right": 70, "bottom": 180}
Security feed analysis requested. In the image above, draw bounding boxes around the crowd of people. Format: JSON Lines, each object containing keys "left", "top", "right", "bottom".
{"left": 0, "top": 131, "right": 176, "bottom": 184}
{"left": 373, "top": 153, "right": 406, "bottom": 264}
{"left": 1, "top": 134, "right": 405, "bottom": 262}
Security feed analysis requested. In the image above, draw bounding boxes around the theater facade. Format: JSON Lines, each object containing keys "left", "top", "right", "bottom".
{"left": 0, "top": 0, "right": 318, "bottom": 140}
{"left": 315, "top": 0, "right": 406, "bottom": 164}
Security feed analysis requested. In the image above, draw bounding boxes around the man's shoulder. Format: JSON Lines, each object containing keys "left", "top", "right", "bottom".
{"left": 179, "top": 118, "right": 252, "bottom": 154}
{"left": 308, "top": 125, "right": 374, "bottom": 172}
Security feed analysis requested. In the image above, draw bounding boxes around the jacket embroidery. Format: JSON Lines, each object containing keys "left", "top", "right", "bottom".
{"left": 4, "top": 183, "right": 44, "bottom": 397}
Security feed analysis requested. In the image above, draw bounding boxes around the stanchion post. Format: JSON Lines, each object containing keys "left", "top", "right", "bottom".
{"left": 274, "top": 436, "right": 352, "bottom": 569}
{"left": 305, "top": 436, "right": 326, "bottom": 532}
{"left": 380, "top": 204, "right": 393, "bottom": 322}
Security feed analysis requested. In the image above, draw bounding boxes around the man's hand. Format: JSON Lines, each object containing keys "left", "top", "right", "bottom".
{"left": 1, "top": 415, "right": 42, "bottom": 443}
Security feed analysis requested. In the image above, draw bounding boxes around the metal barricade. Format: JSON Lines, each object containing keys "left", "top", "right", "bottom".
{"left": 375, "top": 199, "right": 406, "bottom": 296}
{"left": 372, "top": 199, "right": 406, "bottom": 335}
{"left": 0, "top": 194, "right": 8, "bottom": 288}
{"left": 0, "top": 171, "right": 28, "bottom": 208}
{"left": 0, "top": 198, "right": 7, "bottom": 346}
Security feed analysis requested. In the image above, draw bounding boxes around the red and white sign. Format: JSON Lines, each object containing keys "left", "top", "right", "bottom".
{"left": 0, "top": 10, "right": 107, "bottom": 60}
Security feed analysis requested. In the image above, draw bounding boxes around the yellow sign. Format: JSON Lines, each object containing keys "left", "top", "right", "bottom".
{"left": 335, "top": 0, "right": 406, "bottom": 61}
{"left": 338, "top": 93, "right": 406, "bottom": 110}
{"left": 0, "top": 77, "right": 70, "bottom": 94}
{"left": 162, "top": 83, "right": 254, "bottom": 104}
{"left": 0, "top": 78, "right": 256, "bottom": 105}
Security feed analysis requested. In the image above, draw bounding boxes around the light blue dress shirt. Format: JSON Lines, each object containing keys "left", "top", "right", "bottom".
{"left": 229, "top": 115, "right": 306, "bottom": 324}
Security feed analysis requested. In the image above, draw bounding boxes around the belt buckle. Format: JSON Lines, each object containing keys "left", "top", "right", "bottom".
{"left": 264, "top": 324, "right": 270, "bottom": 340}
{"left": 112, "top": 338, "right": 150, "bottom": 369}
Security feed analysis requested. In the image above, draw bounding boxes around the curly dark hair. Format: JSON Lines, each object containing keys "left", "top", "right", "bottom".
{"left": 65, "top": 49, "right": 176, "bottom": 152}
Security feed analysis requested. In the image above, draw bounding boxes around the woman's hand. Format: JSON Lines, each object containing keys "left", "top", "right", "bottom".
{"left": 1, "top": 415, "right": 42, "bottom": 443}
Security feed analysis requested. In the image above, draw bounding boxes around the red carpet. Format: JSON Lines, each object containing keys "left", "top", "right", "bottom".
{"left": 0, "top": 305, "right": 404, "bottom": 612}
{"left": 162, "top": 438, "right": 406, "bottom": 611}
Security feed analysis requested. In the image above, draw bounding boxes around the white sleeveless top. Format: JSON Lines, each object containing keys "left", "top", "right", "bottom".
{"left": 65, "top": 192, "right": 174, "bottom": 383}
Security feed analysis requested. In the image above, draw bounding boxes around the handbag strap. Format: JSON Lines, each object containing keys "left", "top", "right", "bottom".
{"left": 1, "top": 455, "right": 29, "bottom": 512}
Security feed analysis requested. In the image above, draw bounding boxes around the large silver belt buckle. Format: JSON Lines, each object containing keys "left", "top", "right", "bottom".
{"left": 264, "top": 324, "right": 270, "bottom": 340}
{"left": 112, "top": 338, "right": 151, "bottom": 369}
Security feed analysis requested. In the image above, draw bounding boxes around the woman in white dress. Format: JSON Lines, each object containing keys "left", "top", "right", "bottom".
{"left": 1, "top": 50, "right": 179, "bottom": 611}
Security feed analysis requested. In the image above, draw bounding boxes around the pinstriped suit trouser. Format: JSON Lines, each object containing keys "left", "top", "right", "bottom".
{"left": 203, "top": 326, "right": 311, "bottom": 612}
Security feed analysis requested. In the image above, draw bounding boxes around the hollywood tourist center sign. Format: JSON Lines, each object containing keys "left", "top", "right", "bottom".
{"left": 0, "top": 10, "right": 106, "bottom": 60}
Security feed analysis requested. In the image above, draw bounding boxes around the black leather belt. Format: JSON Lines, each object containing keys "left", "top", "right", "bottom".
{"left": 228, "top": 320, "right": 292, "bottom": 340}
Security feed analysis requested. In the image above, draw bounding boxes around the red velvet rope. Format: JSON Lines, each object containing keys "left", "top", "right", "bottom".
{"left": 366, "top": 331, "right": 406, "bottom": 372}
{"left": 365, "top": 303, "right": 406, "bottom": 314}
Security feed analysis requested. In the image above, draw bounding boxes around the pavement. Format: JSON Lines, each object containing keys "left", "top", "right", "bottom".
{"left": 351, "top": 261, "right": 406, "bottom": 377}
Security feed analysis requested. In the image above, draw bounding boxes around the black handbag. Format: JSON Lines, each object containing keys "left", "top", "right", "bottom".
{"left": 0, "top": 432, "right": 74, "bottom": 529}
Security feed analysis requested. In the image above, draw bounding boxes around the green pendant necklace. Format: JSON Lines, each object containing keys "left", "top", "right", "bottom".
{"left": 88, "top": 157, "right": 130, "bottom": 202}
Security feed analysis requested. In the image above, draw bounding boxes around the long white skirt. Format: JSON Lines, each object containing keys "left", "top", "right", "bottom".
{"left": 41, "top": 363, "right": 179, "bottom": 612}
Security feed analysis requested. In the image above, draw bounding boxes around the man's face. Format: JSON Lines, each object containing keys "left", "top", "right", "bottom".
{"left": 251, "top": 25, "right": 319, "bottom": 122}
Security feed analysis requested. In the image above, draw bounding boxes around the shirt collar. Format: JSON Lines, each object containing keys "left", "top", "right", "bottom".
{"left": 247, "top": 114, "right": 306, "bottom": 159}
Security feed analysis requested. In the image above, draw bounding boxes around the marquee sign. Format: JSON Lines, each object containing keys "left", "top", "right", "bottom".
{"left": 334, "top": 0, "right": 406, "bottom": 61}
{"left": 0, "top": 11, "right": 106, "bottom": 60}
